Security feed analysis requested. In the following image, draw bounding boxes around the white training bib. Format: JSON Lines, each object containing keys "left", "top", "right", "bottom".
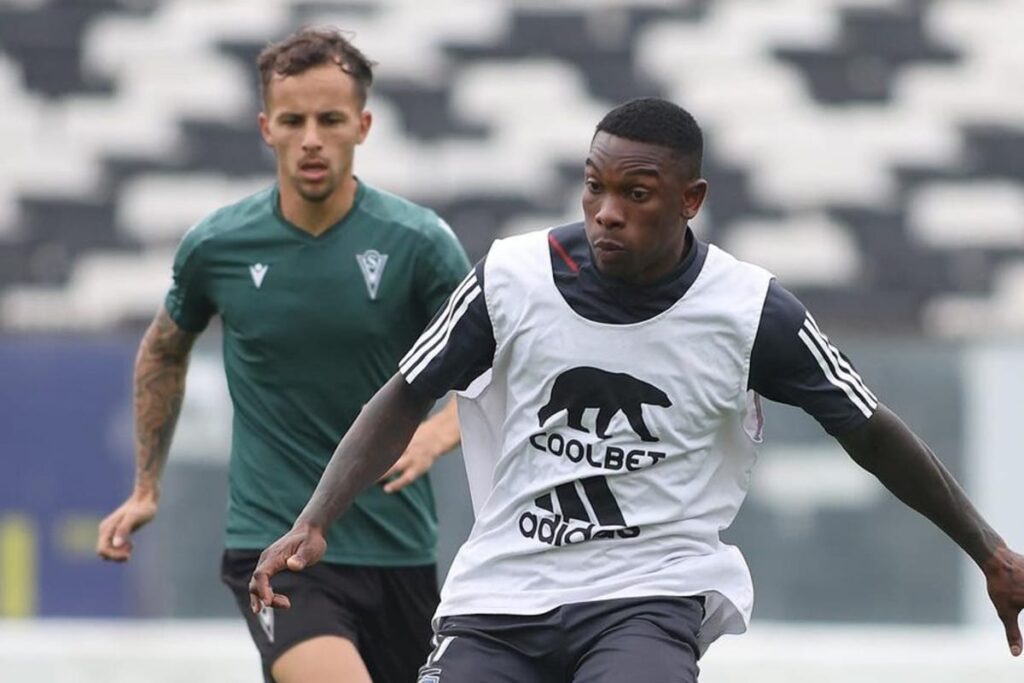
{"left": 442, "top": 228, "right": 773, "bottom": 652}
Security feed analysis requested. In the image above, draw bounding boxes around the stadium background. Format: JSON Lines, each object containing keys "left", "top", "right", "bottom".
{"left": 1, "top": 0, "right": 1022, "bottom": 680}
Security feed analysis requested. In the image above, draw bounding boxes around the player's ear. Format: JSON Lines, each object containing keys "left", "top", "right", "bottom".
{"left": 357, "top": 109, "right": 372, "bottom": 145}
{"left": 258, "top": 111, "right": 273, "bottom": 147}
{"left": 681, "top": 177, "right": 708, "bottom": 220}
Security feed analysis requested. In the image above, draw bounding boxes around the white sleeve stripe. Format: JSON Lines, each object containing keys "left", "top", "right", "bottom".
{"left": 803, "top": 316, "right": 878, "bottom": 405}
{"left": 400, "top": 280, "right": 480, "bottom": 380}
{"left": 805, "top": 314, "right": 878, "bottom": 403}
{"left": 801, "top": 320, "right": 877, "bottom": 410}
{"left": 403, "top": 282, "right": 481, "bottom": 380}
{"left": 402, "top": 284, "right": 482, "bottom": 382}
{"left": 400, "top": 270, "right": 477, "bottom": 369}
{"left": 403, "top": 269, "right": 477, "bottom": 364}
{"left": 798, "top": 327, "right": 874, "bottom": 419}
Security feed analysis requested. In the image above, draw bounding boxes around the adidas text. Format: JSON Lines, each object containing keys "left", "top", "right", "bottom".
{"left": 518, "top": 512, "right": 640, "bottom": 546}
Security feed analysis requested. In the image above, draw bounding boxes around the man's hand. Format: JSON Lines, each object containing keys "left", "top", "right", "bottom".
{"left": 248, "top": 522, "right": 327, "bottom": 613}
{"left": 379, "top": 398, "right": 459, "bottom": 493}
{"left": 379, "top": 431, "right": 442, "bottom": 493}
{"left": 983, "top": 545, "right": 1024, "bottom": 656}
{"left": 96, "top": 491, "right": 158, "bottom": 562}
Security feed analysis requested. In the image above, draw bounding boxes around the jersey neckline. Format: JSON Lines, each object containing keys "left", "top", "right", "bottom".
{"left": 545, "top": 222, "right": 711, "bottom": 327}
{"left": 270, "top": 177, "right": 367, "bottom": 242}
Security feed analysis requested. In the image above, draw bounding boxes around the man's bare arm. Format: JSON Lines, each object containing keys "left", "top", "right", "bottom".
{"left": 249, "top": 374, "right": 433, "bottom": 609}
{"left": 838, "top": 404, "right": 1024, "bottom": 655}
{"left": 97, "top": 306, "right": 198, "bottom": 561}
{"left": 303, "top": 374, "right": 433, "bottom": 528}
{"left": 133, "top": 307, "right": 197, "bottom": 493}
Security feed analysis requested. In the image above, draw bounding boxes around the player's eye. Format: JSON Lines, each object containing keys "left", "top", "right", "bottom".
{"left": 630, "top": 187, "right": 651, "bottom": 201}
{"left": 584, "top": 179, "right": 602, "bottom": 194}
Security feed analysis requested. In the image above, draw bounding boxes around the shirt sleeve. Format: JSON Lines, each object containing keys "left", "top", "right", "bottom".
{"left": 400, "top": 258, "right": 496, "bottom": 399}
{"left": 748, "top": 279, "right": 878, "bottom": 436}
{"left": 164, "top": 224, "right": 215, "bottom": 332}
{"left": 414, "top": 214, "right": 472, "bottom": 321}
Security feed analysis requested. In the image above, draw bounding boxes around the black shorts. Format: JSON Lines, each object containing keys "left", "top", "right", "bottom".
{"left": 221, "top": 550, "right": 439, "bottom": 683}
{"left": 418, "top": 596, "right": 704, "bottom": 683}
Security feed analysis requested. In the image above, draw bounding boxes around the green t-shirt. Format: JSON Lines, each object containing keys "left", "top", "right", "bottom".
{"left": 165, "top": 180, "right": 470, "bottom": 565}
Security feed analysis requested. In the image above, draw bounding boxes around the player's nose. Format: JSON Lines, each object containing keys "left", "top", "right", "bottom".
{"left": 301, "top": 121, "right": 323, "bottom": 151}
{"left": 594, "top": 196, "right": 625, "bottom": 230}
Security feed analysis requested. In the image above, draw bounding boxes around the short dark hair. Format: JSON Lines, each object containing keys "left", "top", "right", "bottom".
{"left": 595, "top": 97, "right": 703, "bottom": 177}
{"left": 257, "top": 27, "right": 376, "bottom": 107}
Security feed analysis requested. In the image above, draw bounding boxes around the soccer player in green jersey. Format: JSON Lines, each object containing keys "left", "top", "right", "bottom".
{"left": 96, "top": 28, "right": 470, "bottom": 683}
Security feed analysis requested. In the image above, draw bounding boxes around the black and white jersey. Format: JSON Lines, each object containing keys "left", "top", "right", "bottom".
{"left": 399, "top": 222, "right": 877, "bottom": 652}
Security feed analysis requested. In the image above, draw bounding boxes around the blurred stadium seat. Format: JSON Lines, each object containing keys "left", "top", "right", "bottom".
{"left": 0, "top": 0, "right": 1021, "bottom": 336}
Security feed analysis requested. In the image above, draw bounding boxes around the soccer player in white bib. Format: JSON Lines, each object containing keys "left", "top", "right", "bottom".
{"left": 249, "top": 98, "right": 1024, "bottom": 682}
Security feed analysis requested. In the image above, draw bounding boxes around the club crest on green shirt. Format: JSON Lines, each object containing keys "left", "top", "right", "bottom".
{"left": 356, "top": 249, "right": 389, "bottom": 300}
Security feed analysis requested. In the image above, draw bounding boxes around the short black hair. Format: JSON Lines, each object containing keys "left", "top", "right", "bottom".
{"left": 595, "top": 97, "right": 703, "bottom": 177}
{"left": 258, "top": 27, "right": 375, "bottom": 107}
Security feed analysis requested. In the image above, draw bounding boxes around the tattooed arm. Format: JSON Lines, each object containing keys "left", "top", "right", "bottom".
{"left": 97, "top": 306, "right": 199, "bottom": 562}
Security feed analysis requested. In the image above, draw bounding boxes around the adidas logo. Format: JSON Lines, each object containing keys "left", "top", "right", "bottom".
{"left": 518, "top": 475, "right": 640, "bottom": 547}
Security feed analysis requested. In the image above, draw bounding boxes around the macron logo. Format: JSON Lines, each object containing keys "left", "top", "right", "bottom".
{"left": 249, "top": 263, "right": 269, "bottom": 289}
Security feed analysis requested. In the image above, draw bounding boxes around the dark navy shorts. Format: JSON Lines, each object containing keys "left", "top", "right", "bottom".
{"left": 418, "top": 595, "right": 705, "bottom": 683}
{"left": 221, "top": 549, "right": 439, "bottom": 683}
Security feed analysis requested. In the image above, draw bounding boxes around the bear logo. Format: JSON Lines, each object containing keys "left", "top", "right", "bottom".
{"left": 537, "top": 367, "right": 672, "bottom": 442}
